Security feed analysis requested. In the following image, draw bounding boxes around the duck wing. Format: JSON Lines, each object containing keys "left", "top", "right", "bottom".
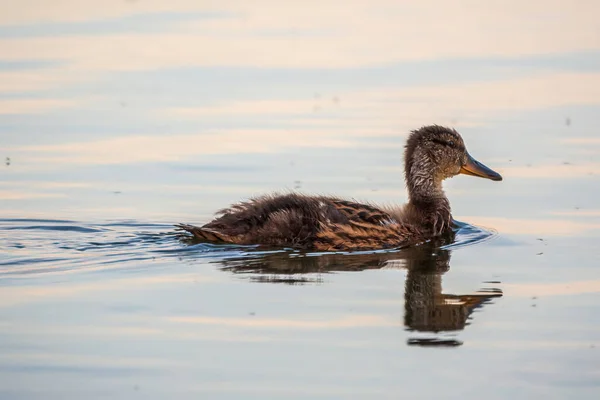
{"left": 313, "top": 213, "right": 422, "bottom": 252}
{"left": 309, "top": 199, "right": 423, "bottom": 251}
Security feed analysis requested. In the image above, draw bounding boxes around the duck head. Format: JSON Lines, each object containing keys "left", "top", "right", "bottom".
{"left": 404, "top": 125, "right": 502, "bottom": 202}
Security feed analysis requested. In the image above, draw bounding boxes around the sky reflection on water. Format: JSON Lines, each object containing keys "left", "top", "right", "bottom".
{"left": 1, "top": 1, "right": 600, "bottom": 399}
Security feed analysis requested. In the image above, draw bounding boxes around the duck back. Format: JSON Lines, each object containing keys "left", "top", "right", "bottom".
{"left": 177, "top": 193, "right": 422, "bottom": 251}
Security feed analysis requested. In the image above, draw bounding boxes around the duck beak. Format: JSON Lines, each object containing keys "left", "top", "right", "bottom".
{"left": 460, "top": 153, "right": 503, "bottom": 181}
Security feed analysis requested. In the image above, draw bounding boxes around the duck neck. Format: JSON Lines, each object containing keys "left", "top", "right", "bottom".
{"left": 407, "top": 176, "right": 445, "bottom": 203}
{"left": 405, "top": 161, "right": 452, "bottom": 235}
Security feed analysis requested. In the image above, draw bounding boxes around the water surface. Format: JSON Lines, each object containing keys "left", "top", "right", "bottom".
{"left": 1, "top": 1, "right": 600, "bottom": 399}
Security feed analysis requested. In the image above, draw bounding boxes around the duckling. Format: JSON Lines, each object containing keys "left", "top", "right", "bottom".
{"left": 177, "top": 125, "right": 502, "bottom": 251}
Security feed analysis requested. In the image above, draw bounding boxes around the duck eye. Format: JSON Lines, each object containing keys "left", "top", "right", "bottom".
{"left": 448, "top": 140, "right": 455, "bottom": 147}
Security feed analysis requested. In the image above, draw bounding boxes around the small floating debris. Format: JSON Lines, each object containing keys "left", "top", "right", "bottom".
{"left": 5, "top": 157, "right": 10, "bottom": 166}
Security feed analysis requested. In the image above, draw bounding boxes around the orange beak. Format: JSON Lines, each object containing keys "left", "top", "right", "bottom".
{"left": 460, "top": 153, "right": 503, "bottom": 181}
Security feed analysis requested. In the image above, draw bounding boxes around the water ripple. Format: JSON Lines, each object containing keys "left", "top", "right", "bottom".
{"left": 0, "top": 218, "right": 495, "bottom": 278}
{"left": 2, "top": 225, "right": 106, "bottom": 233}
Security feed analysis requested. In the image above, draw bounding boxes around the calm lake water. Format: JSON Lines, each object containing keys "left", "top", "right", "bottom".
{"left": 1, "top": 1, "right": 600, "bottom": 399}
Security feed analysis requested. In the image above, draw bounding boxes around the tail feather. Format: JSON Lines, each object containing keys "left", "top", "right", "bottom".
{"left": 175, "top": 223, "right": 234, "bottom": 243}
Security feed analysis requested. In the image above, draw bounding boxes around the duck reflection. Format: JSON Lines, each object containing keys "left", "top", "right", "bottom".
{"left": 210, "top": 233, "right": 501, "bottom": 347}
{"left": 400, "top": 242, "right": 502, "bottom": 346}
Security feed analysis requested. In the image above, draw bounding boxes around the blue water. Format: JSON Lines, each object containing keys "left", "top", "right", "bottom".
{"left": 1, "top": 2, "right": 600, "bottom": 399}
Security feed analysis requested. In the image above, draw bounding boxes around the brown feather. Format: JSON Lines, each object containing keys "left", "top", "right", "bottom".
{"left": 175, "top": 224, "right": 237, "bottom": 243}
